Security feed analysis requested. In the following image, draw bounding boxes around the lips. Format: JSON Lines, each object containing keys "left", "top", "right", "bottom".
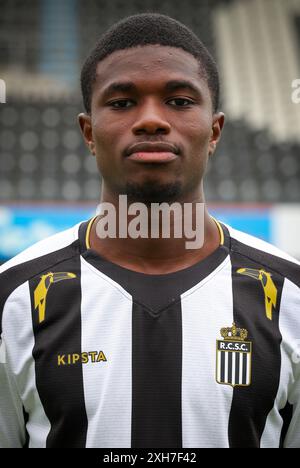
{"left": 125, "top": 142, "right": 179, "bottom": 163}
{"left": 126, "top": 142, "right": 179, "bottom": 155}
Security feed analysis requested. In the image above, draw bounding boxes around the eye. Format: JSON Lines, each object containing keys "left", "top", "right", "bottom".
{"left": 167, "top": 98, "right": 194, "bottom": 107}
{"left": 108, "top": 99, "right": 134, "bottom": 109}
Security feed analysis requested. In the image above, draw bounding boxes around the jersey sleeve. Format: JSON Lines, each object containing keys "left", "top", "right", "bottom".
{"left": 282, "top": 279, "right": 300, "bottom": 448}
{"left": 283, "top": 345, "right": 300, "bottom": 448}
{"left": 0, "top": 338, "right": 26, "bottom": 448}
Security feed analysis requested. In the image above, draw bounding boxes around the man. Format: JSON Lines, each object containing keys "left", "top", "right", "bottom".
{"left": 0, "top": 13, "right": 299, "bottom": 448}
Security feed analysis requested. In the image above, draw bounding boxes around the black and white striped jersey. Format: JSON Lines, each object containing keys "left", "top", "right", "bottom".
{"left": 0, "top": 218, "right": 299, "bottom": 448}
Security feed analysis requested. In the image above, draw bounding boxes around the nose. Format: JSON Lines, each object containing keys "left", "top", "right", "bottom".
{"left": 131, "top": 99, "right": 171, "bottom": 135}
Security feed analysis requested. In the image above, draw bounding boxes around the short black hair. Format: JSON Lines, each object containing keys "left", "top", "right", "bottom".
{"left": 81, "top": 13, "right": 220, "bottom": 114}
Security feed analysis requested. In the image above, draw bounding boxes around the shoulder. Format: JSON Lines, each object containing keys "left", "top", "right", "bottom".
{"left": 0, "top": 222, "right": 81, "bottom": 276}
{"left": 0, "top": 222, "right": 83, "bottom": 328}
{"left": 225, "top": 223, "right": 300, "bottom": 288}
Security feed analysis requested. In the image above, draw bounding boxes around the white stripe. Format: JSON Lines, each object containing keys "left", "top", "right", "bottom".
{"left": 231, "top": 352, "right": 236, "bottom": 386}
{"left": 239, "top": 354, "right": 243, "bottom": 385}
{"left": 80, "top": 258, "right": 132, "bottom": 448}
{"left": 217, "top": 351, "right": 221, "bottom": 383}
{"left": 181, "top": 257, "right": 233, "bottom": 448}
{"left": 0, "top": 339, "right": 6, "bottom": 363}
{"left": 261, "top": 278, "right": 300, "bottom": 448}
{"left": 1, "top": 282, "right": 51, "bottom": 447}
{"left": 247, "top": 353, "right": 251, "bottom": 385}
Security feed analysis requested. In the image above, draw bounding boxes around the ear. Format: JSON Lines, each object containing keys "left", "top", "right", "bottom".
{"left": 78, "top": 113, "right": 96, "bottom": 156}
{"left": 208, "top": 112, "right": 225, "bottom": 157}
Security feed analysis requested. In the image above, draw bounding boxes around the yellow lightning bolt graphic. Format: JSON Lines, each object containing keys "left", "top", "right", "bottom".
{"left": 34, "top": 272, "right": 77, "bottom": 323}
{"left": 237, "top": 268, "right": 277, "bottom": 320}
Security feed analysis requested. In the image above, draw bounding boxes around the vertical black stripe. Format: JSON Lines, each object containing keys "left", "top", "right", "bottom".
{"left": 235, "top": 352, "right": 240, "bottom": 386}
{"left": 229, "top": 250, "right": 284, "bottom": 447}
{"left": 279, "top": 402, "right": 294, "bottom": 448}
{"left": 131, "top": 303, "right": 182, "bottom": 448}
{"left": 29, "top": 255, "right": 88, "bottom": 447}
{"left": 220, "top": 351, "right": 225, "bottom": 383}
{"left": 22, "top": 408, "right": 29, "bottom": 448}
{"left": 242, "top": 353, "right": 247, "bottom": 385}
{"left": 228, "top": 352, "right": 233, "bottom": 384}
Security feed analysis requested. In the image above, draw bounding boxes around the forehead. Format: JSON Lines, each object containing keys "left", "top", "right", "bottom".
{"left": 94, "top": 45, "right": 204, "bottom": 91}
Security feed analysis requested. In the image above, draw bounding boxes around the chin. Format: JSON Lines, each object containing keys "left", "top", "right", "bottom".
{"left": 124, "top": 180, "right": 183, "bottom": 204}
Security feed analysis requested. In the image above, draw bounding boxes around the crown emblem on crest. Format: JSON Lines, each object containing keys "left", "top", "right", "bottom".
{"left": 220, "top": 323, "right": 248, "bottom": 341}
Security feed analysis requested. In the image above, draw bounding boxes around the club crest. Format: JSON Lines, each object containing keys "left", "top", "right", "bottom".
{"left": 216, "top": 323, "right": 252, "bottom": 387}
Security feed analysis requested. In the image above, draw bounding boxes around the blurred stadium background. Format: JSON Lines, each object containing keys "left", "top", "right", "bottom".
{"left": 0, "top": 0, "right": 300, "bottom": 263}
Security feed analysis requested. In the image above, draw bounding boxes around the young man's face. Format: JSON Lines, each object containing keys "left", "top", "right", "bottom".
{"left": 79, "top": 45, "right": 224, "bottom": 203}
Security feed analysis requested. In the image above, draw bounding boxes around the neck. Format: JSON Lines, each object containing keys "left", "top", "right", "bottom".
{"left": 88, "top": 189, "right": 222, "bottom": 274}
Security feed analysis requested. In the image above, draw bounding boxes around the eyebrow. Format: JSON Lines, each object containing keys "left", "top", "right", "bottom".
{"left": 101, "top": 79, "right": 203, "bottom": 99}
